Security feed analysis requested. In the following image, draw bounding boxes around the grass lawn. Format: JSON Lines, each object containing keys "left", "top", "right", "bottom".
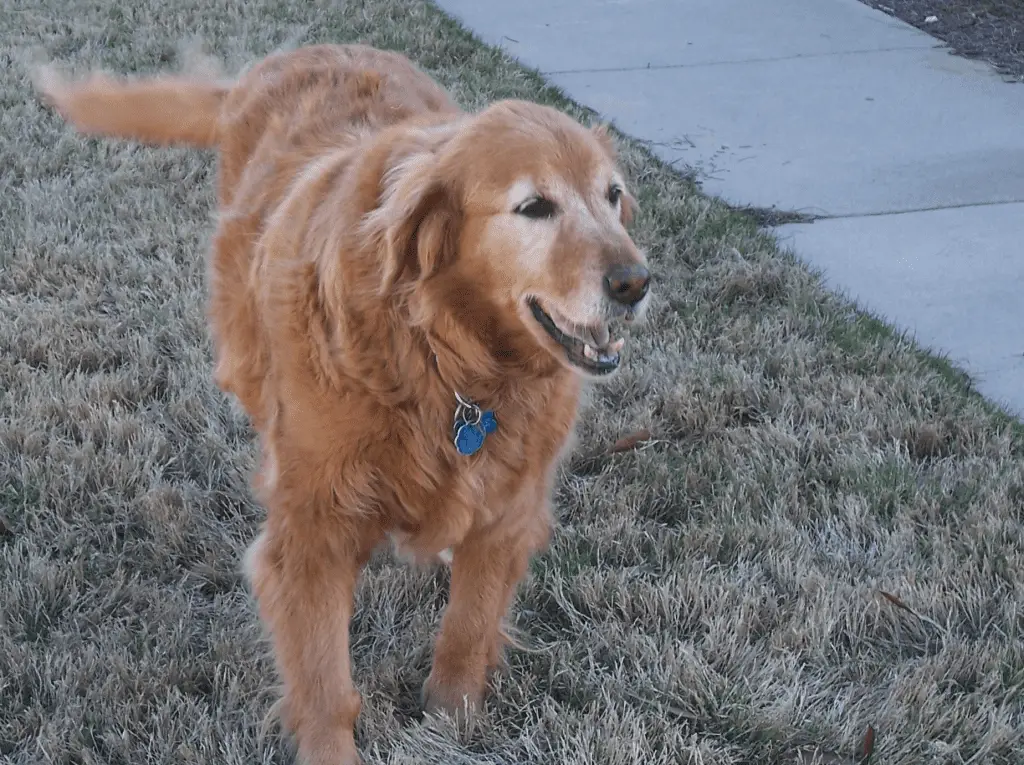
{"left": 2, "top": 1, "right": 1023, "bottom": 763}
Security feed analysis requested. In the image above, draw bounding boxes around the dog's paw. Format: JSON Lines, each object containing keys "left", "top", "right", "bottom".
{"left": 295, "top": 734, "right": 362, "bottom": 765}
{"left": 420, "top": 674, "right": 484, "bottom": 729}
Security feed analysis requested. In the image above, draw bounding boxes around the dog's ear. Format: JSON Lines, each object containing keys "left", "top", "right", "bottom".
{"left": 592, "top": 123, "right": 639, "bottom": 227}
{"left": 591, "top": 123, "right": 618, "bottom": 158}
{"left": 374, "top": 150, "right": 460, "bottom": 295}
{"left": 618, "top": 187, "right": 638, "bottom": 227}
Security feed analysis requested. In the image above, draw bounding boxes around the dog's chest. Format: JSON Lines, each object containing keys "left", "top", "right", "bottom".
{"left": 381, "top": 392, "right": 577, "bottom": 549}
{"left": 384, "top": 446, "right": 541, "bottom": 564}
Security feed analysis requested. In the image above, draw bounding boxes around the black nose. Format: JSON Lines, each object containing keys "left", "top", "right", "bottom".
{"left": 603, "top": 263, "right": 650, "bottom": 307}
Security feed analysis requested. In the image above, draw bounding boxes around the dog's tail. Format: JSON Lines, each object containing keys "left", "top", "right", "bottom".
{"left": 33, "top": 66, "right": 230, "bottom": 148}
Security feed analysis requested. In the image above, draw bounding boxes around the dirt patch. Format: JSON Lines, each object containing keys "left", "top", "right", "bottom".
{"left": 862, "top": 0, "right": 1024, "bottom": 81}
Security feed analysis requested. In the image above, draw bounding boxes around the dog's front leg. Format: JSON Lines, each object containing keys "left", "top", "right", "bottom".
{"left": 422, "top": 508, "right": 550, "bottom": 724}
{"left": 245, "top": 514, "right": 380, "bottom": 765}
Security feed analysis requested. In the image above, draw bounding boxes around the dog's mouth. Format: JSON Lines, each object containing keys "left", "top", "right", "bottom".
{"left": 528, "top": 298, "right": 624, "bottom": 375}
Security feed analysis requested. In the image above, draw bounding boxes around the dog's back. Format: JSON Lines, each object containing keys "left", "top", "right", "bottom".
{"left": 216, "top": 45, "right": 460, "bottom": 206}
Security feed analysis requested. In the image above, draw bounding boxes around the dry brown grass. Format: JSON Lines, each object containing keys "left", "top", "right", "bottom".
{"left": 2, "top": 1, "right": 1023, "bottom": 763}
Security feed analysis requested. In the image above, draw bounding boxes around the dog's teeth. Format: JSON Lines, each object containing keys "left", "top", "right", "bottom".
{"left": 583, "top": 344, "right": 598, "bottom": 361}
{"left": 609, "top": 338, "right": 625, "bottom": 354}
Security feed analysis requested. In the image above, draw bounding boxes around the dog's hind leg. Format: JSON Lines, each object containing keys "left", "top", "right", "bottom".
{"left": 206, "top": 206, "right": 271, "bottom": 430}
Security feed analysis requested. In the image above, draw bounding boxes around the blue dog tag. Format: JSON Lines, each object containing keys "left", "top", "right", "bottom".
{"left": 455, "top": 423, "right": 486, "bottom": 455}
{"left": 480, "top": 410, "right": 498, "bottom": 434}
{"left": 451, "top": 393, "right": 497, "bottom": 456}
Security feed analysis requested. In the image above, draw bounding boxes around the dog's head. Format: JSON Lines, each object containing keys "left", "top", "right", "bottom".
{"left": 371, "top": 100, "right": 650, "bottom": 379}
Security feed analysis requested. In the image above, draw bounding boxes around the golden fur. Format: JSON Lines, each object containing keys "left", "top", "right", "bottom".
{"left": 35, "top": 44, "right": 650, "bottom": 764}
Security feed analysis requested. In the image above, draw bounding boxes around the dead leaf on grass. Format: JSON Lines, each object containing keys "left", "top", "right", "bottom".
{"left": 878, "top": 589, "right": 949, "bottom": 651}
{"left": 859, "top": 724, "right": 876, "bottom": 764}
{"left": 610, "top": 428, "right": 653, "bottom": 453}
{"left": 878, "top": 589, "right": 913, "bottom": 613}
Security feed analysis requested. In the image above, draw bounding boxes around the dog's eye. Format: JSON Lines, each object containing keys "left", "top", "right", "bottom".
{"left": 515, "top": 197, "right": 557, "bottom": 219}
{"left": 607, "top": 184, "right": 623, "bottom": 205}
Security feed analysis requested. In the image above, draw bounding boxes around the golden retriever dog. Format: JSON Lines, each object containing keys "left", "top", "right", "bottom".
{"left": 35, "top": 43, "right": 651, "bottom": 764}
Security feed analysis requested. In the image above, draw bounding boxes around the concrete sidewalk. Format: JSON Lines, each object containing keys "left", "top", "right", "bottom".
{"left": 435, "top": 0, "right": 1024, "bottom": 416}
